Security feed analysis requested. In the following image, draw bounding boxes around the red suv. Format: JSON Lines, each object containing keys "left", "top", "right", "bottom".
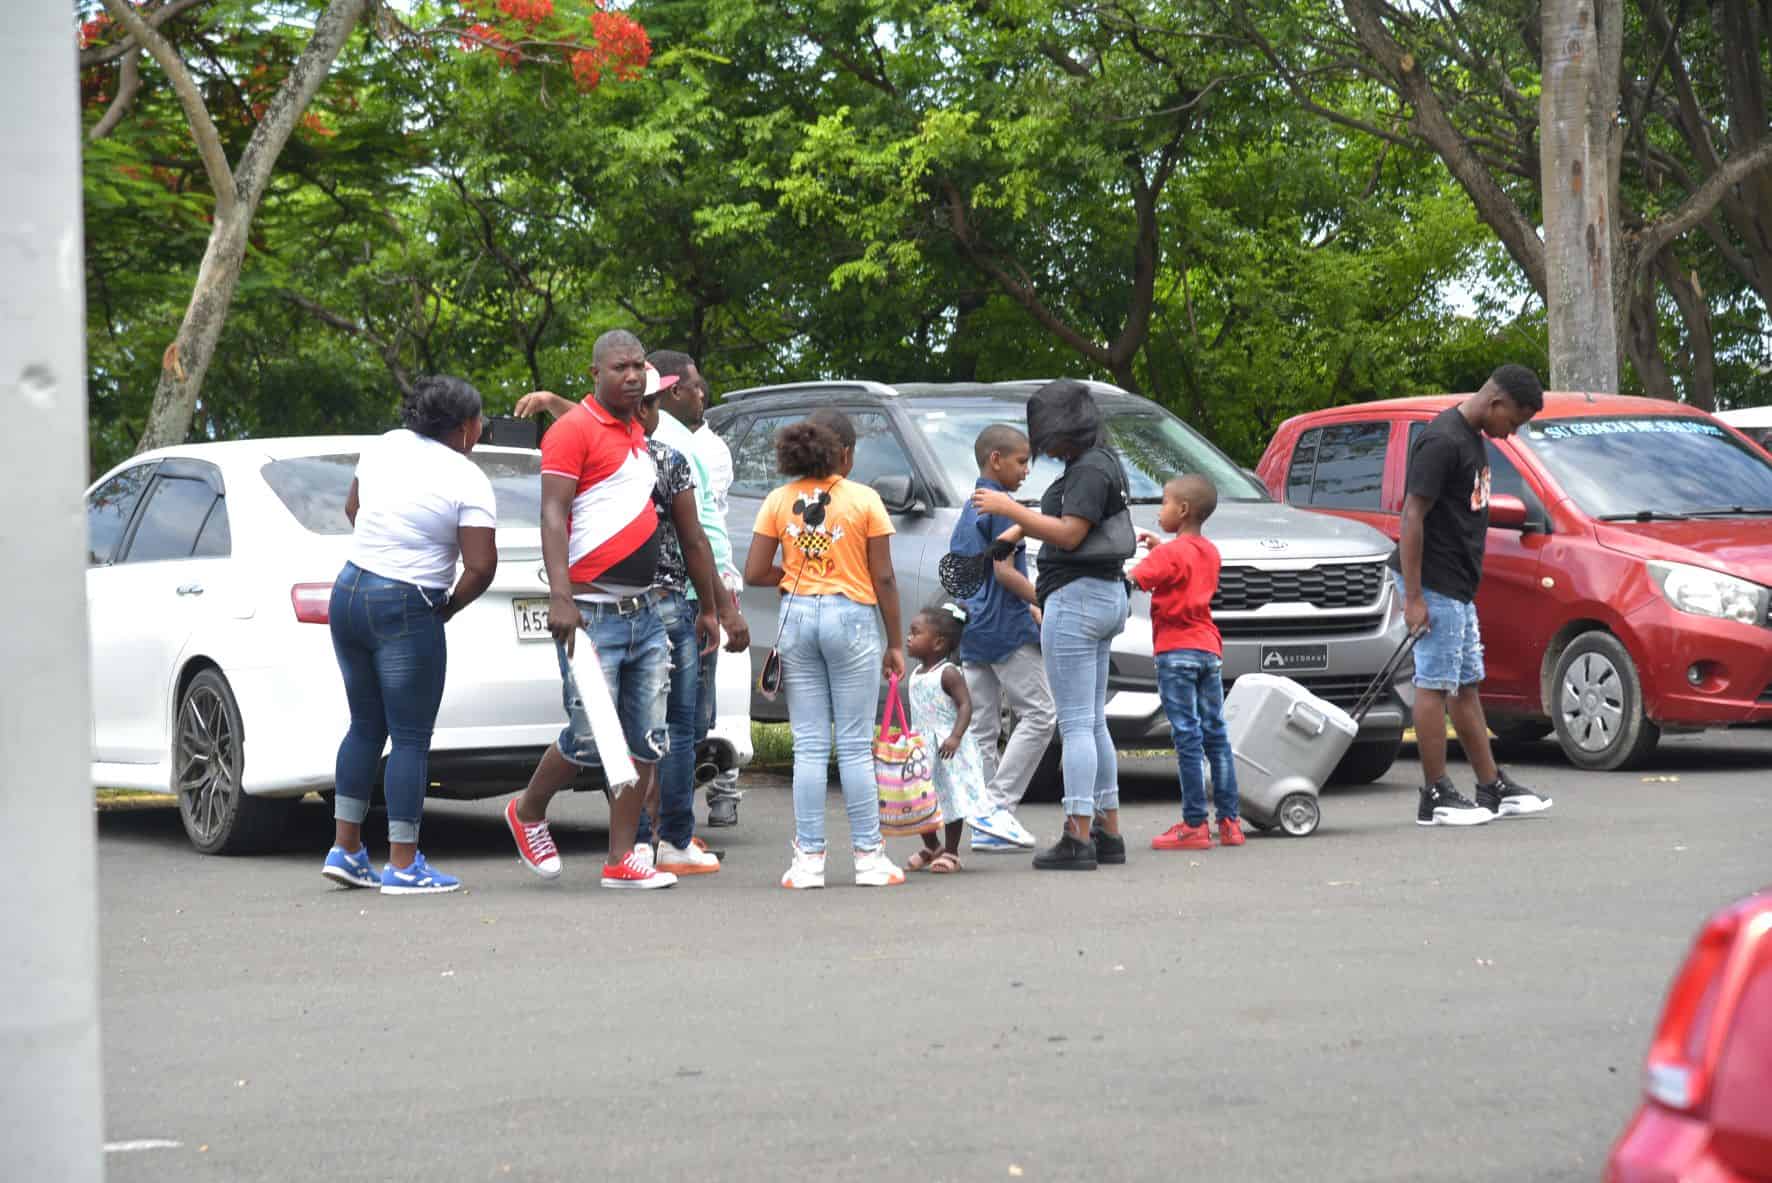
{"left": 1256, "top": 394, "right": 1772, "bottom": 770}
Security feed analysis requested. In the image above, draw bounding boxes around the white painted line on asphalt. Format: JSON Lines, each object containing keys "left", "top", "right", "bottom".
{"left": 104, "top": 1139, "right": 182, "bottom": 1153}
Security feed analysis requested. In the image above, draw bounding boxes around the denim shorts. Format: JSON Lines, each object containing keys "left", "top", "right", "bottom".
{"left": 1392, "top": 572, "right": 1484, "bottom": 692}
{"left": 554, "top": 595, "right": 671, "bottom": 766}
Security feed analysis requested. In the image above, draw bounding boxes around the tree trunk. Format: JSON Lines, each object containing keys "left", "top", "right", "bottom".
{"left": 1538, "top": 0, "right": 1623, "bottom": 394}
{"left": 131, "top": 0, "right": 369, "bottom": 453}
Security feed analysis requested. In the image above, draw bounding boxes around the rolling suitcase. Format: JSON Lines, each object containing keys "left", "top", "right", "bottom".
{"left": 1221, "top": 632, "right": 1419, "bottom": 837}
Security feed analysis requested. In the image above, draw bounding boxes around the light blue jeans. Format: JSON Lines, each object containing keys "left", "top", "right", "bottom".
{"left": 780, "top": 593, "right": 885, "bottom": 853}
{"left": 1040, "top": 576, "right": 1129, "bottom": 818}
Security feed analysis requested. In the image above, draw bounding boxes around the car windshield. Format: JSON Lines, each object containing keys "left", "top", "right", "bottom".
{"left": 261, "top": 450, "right": 544, "bottom": 534}
{"left": 911, "top": 403, "right": 1265, "bottom": 503}
{"left": 1517, "top": 416, "right": 1772, "bottom": 518}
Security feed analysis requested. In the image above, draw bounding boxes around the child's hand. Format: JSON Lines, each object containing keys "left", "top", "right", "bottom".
{"left": 1136, "top": 529, "right": 1162, "bottom": 550}
{"left": 939, "top": 736, "right": 960, "bottom": 759}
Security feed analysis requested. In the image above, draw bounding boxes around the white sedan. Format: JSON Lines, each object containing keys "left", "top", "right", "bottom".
{"left": 85, "top": 436, "right": 753, "bottom": 854}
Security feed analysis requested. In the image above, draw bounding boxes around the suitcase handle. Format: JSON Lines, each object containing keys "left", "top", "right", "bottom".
{"left": 1286, "top": 701, "right": 1327, "bottom": 738}
{"left": 1350, "top": 629, "right": 1424, "bottom": 725}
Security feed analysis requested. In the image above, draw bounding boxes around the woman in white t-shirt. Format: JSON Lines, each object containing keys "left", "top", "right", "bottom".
{"left": 321, "top": 377, "right": 498, "bottom": 896}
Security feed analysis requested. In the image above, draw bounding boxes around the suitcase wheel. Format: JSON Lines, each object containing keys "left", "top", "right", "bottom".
{"left": 1277, "top": 792, "right": 1320, "bottom": 837}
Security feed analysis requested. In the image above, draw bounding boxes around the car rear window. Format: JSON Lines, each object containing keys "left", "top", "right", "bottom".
{"left": 1518, "top": 416, "right": 1772, "bottom": 517}
{"left": 261, "top": 451, "right": 544, "bottom": 534}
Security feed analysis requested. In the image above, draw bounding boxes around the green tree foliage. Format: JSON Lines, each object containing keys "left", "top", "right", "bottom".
{"left": 96, "top": 0, "right": 1740, "bottom": 481}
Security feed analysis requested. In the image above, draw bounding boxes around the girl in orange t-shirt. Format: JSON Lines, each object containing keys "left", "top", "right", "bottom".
{"left": 744, "top": 409, "right": 905, "bottom": 890}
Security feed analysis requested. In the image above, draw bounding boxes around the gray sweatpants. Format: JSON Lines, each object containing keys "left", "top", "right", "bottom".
{"left": 964, "top": 644, "right": 1057, "bottom": 812}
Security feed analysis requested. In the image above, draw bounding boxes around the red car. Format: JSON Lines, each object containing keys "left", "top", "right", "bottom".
{"left": 1607, "top": 890, "right": 1772, "bottom": 1182}
{"left": 1256, "top": 394, "right": 1772, "bottom": 770}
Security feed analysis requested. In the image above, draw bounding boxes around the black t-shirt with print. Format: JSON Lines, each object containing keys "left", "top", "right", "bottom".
{"left": 1034, "top": 445, "right": 1128, "bottom": 605}
{"left": 1389, "top": 406, "right": 1490, "bottom": 602}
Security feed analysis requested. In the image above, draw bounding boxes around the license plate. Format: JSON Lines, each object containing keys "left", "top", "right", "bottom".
{"left": 512, "top": 597, "right": 552, "bottom": 641}
{"left": 1259, "top": 643, "right": 1329, "bottom": 673}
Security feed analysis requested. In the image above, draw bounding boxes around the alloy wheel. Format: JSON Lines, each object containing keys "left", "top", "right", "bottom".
{"left": 176, "top": 681, "right": 239, "bottom": 847}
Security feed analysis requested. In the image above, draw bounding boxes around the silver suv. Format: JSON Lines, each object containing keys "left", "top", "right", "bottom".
{"left": 708, "top": 380, "right": 1412, "bottom": 784}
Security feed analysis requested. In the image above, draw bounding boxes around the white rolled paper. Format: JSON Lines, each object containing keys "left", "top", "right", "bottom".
{"left": 568, "top": 638, "right": 639, "bottom": 795}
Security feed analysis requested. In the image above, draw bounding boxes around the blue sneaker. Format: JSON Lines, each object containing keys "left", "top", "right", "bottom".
{"left": 322, "top": 845, "right": 378, "bottom": 889}
{"left": 970, "top": 831, "right": 1023, "bottom": 854}
{"left": 380, "top": 852, "right": 462, "bottom": 895}
{"left": 970, "top": 808, "right": 1037, "bottom": 848}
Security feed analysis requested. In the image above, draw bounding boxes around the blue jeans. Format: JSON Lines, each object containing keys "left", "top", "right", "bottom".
{"left": 1390, "top": 572, "right": 1485, "bottom": 691}
{"left": 637, "top": 592, "right": 700, "bottom": 849}
{"left": 1040, "top": 576, "right": 1129, "bottom": 818}
{"left": 780, "top": 593, "right": 884, "bottom": 853}
{"left": 1157, "top": 649, "right": 1239, "bottom": 826}
{"left": 553, "top": 596, "right": 670, "bottom": 766}
{"left": 329, "top": 562, "right": 447, "bottom": 845}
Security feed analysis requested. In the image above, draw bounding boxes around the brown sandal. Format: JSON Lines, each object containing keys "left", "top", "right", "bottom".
{"left": 929, "top": 851, "right": 962, "bottom": 874}
{"left": 906, "top": 847, "right": 941, "bottom": 872}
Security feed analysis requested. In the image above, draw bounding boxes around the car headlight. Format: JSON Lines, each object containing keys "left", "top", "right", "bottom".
{"left": 1646, "top": 561, "right": 1769, "bottom": 625}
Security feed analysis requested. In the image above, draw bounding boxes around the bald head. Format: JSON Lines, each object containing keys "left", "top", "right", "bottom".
{"left": 593, "top": 329, "right": 644, "bottom": 367}
{"left": 590, "top": 329, "right": 647, "bottom": 419}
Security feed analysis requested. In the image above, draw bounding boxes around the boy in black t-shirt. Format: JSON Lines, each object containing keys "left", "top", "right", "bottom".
{"left": 1390, "top": 364, "right": 1555, "bottom": 827}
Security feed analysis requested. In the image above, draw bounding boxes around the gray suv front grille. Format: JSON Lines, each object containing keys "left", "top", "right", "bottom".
{"left": 1213, "top": 562, "right": 1385, "bottom": 613}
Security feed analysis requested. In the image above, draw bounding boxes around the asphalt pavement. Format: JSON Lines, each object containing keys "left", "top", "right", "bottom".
{"left": 96, "top": 730, "right": 1771, "bottom": 1183}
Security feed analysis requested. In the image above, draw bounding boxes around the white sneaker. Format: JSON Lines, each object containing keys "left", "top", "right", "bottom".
{"left": 780, "top": 845, "right": 826, "bottom": 890}
{"left": 972, "top": 808, "right": 1036, "bottom": 848}
{"left": 853, "top": 845, "right": 905, "bottom": 887}
{"left": 656, "top": 837, "right": 720, "bottom": 876}
{"left": 632, "top": 842, "right": 655, "bottom": 871}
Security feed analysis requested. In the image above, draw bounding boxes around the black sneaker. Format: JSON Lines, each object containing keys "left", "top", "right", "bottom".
{"left": 1475, "top": 770, "right": 1553, "bottom": 817}
{"left": 1032, "top": 833, "right": 1099, "bottom": 871}
{"left": 706, "top": 796, "right": 738, "bottom": 828}
{"left": 1416, "top": 777, "right": 1495, "bottom": 827}
{"left": 1088, "top": 823, "right": 1127, "bottom": 865}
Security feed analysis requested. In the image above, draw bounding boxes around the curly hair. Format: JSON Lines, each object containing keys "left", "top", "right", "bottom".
{"left": 775, "top": 421, "right": 845, "bottom": 478}
{"left": 919, "top": 601, "right": 968, "bottom": 656}
{"left": 401, "top": 375, "right": 483, "bottom": 442}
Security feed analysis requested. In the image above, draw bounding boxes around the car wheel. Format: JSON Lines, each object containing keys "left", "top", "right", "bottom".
{"left": 1329, "top": 736, "right": 1402, "bottom": 786}
{"left": 174, "top": 668, "right": 292, "bottom": 854}
{"left": 1490, "top": 717, "right": 1553, "bottom": 745}
{"left": 1550, "top": 633, "right": 1661, "bottom": 772}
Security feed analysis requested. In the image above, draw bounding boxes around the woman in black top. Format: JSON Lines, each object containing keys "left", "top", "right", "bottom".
{"left": 972, "top": 380, "right": 1133, "bottom": 870}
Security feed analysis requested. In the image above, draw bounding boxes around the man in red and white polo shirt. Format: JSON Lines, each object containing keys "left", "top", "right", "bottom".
{"left": 504, "top": 330, "right": 677, "bottom": 890}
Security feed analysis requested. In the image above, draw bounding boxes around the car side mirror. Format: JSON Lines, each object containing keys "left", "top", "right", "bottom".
{"left": 1490, "top": 494, "right": 1529, "bottom": 531}
{"left": 872, "top": 473, "right": 927, "bottom": 516}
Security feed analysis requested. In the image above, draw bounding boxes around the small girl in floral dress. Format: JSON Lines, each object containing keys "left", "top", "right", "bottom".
{"left": 903, "top": 603, "right": 993, "bottom": 873}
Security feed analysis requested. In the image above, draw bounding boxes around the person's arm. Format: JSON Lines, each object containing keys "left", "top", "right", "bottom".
{"left": 444, "top": 526, "right": 497, "bottom": 621}
{"left": 670, "top": 488, "right": 722, "bottom": 655}
{"left": 993, "top": 556, "right": 1037, "bottom": 605}
{"left": 540, "top": 474, "right": 583, "bottom": 655}
{"left": 1399, "top": 495, "right": 1431, "bottom": 636}
{"left": 1128, "top": 543, "right": 1182, "bottom": 594}
{"left": 744, "top": 533, "right": 784, "bottom": 588}
{"left": 866, "top": 534, "right": 904, "bottom": 678}
{"left": 938, "top": 663, "right": 971, "bottom": 759}
{"left": 514, "top": 390, "right": 579, "bottom": 419}
{"left": 972, "top": 491, "right": 1091, "bottom": 549}
{"left": 345, "top": 478, "right": 360, "bottom": 526}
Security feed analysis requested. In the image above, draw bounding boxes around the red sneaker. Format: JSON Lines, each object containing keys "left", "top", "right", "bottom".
{"left": 1218, "top": 818, "right": 1246, "bottom": 847}
{"left": 1151, "top": 822, "right": 1212, "bottom": 851}
{"left": 505, "top": 798, "right": 562, "bottom": 879}
{"left": 601, "top": 851, "right": 678, "bottom": 890}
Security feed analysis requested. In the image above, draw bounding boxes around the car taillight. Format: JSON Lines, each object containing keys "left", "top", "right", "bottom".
{"left": 291, "top": 583, "right": 332, "bottom": 624}
{"left": 1642, "top": 898, "right": 1770, "bottom": 1112}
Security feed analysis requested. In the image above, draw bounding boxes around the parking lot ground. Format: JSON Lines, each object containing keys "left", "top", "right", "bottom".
{"left": 98, "top": 730, "right": 1771, "bottom": 1183}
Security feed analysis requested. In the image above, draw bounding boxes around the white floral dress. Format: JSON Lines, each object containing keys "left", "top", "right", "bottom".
{"left": 907, "top": 658, "right": 992, "bottom": 824}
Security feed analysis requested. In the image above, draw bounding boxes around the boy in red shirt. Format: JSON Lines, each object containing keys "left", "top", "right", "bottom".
{"left": 1129, "top": 474, "right": 1243, "bottom": 851}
